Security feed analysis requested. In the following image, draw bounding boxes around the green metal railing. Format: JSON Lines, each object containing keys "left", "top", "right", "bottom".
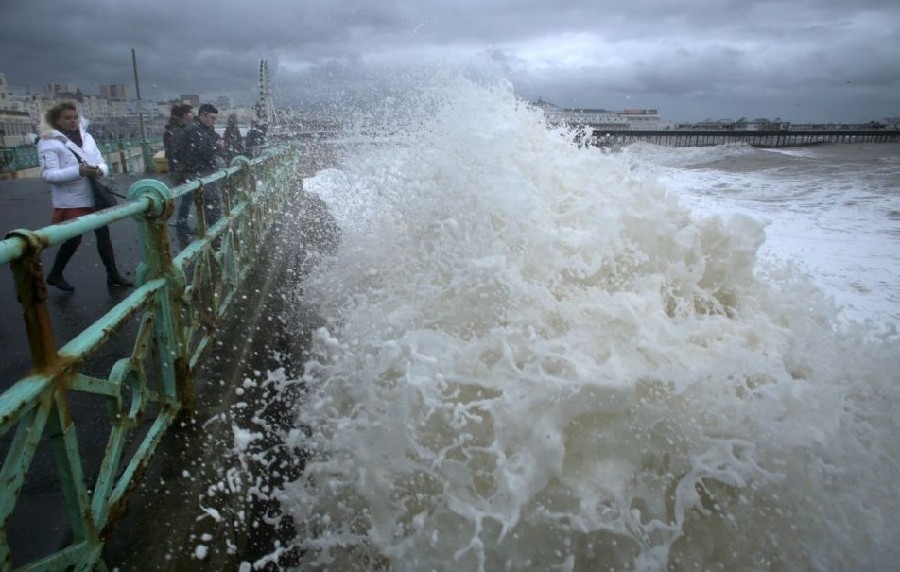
{"left": 0, "top": 146, "right": 302, "bottom": 570}
{"left": 0, "top": 138, "right": 163, "bottom": 175}
{"left": 0, "top": 146, "right": 37, "bottom": 174}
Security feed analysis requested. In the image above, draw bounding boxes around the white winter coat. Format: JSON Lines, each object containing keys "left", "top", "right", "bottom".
{"left": 37, "top": 128, "right": 109, "bottom": 209}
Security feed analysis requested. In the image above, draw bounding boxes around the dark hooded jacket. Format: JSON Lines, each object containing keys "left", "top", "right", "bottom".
{"left": 175, "top": 117, "right": 221, "bottom": 180}
{"left": 163, "top": 117, "right": 186, "bottom": 172}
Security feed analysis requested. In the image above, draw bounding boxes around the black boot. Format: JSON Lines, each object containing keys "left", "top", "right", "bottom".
{"left": 96, "top": 226, "right": 133, "bottom": 287}
{"left": 46, "top": 274, "right": 75, "bottom": 292}
{"left": 46, "top": 236, "right": 81, "bottom": 292}
{"left": 107, "top": 274, "right": 134, "bottom": 287}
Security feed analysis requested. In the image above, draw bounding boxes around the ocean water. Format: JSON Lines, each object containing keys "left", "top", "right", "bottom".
{"left": 623, "top": 141, "right": 900, "bottom": 332}
{"left": 263, "top": 79, "right": 900, "bottom": 571}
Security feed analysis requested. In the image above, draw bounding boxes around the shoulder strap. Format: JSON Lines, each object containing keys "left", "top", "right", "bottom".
{"left": 65, "top": 142, "right": 87, "bottom": 164}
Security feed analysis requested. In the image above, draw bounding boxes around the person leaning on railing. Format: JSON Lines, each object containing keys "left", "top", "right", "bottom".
{"left": 173, "top": 103, "right": 224, "bottom": 231}
{"left": 36, "top": 101, "right": 133, "bottom": 291}
{"left": 245, "top": 120, "right": 267, "bottom": 158}
{"left": 221, "top": 112, "right": 244, "bottom": 163}
{"left": 164, "top": 103, "right": 194, "bottom": 178}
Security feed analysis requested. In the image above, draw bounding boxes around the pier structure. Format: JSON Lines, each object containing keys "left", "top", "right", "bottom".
{"left": 589, "top": 128, "right": 900, "bottom": 148}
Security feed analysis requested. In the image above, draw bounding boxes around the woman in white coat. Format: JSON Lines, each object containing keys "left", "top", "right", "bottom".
{"left": 37, "top": 101, "right": 132, "bottom": 291}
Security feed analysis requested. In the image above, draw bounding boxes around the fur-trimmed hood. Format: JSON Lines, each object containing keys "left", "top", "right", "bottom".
{"left": 40, "top": 116, "right": 91, "bottom": 140}
{"left": 40, "top": 128, "right": 67, "bottom": 141}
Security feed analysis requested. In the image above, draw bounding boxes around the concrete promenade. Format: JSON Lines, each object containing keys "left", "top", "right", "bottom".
{"left": 0, "top": 172, "right": 172, "bottom": 566}
{"left": 0, "top": 171, "right": 284, "bottom": 569}
{"left": 1, "top": 143, "right": 337, "bottom": 569}
{"left": 0, "top": 173, "right": 170, "bottom": 386}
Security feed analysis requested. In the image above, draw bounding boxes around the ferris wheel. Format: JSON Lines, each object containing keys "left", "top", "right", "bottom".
{"left": 256, "top": 59, "right": 277, "bottom": 125}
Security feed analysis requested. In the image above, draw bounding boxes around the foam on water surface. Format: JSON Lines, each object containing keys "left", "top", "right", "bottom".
{"left": 627, "top": 142, "right": 900, "bottom": 328}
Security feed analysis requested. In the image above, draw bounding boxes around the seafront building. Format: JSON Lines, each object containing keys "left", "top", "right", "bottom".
{"left": 0, "top": 73, "right": 42, "bottom": 147}
{"left": 0, "top": 71, "right": 256, "bottom": 147}
{"left": 531, "top": 100, "right": 812, "bottom": 132}
{"left": 532, "top": 98, "right": 673, "bottom": 131}
{"left": 530, "top": 98, "right": 900, "bottom": 132}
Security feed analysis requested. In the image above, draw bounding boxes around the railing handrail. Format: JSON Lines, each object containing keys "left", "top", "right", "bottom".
{"left": 0, "top": 160, "right": 244, "bottom": 265}
{"left": 0, "top": 137, "right": 163, "bottom": 174}
{"left": 0, "top": 145, "right": 302, "bottom": 571}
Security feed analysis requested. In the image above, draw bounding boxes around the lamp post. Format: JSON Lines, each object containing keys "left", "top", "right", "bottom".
{"left": 132, "top": 48, "right": 156, "bottom": 173}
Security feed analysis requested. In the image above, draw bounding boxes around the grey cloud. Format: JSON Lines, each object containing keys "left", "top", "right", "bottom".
{"left": 1, "top": 0, "right": 897, "bottom": 122}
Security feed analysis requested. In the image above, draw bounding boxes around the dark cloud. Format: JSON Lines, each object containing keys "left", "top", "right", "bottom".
{"left": 1, "top": 0, "right": 897, "bottom": 122}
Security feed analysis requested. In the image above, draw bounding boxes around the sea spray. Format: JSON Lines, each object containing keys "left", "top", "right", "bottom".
{"left": 268, "top": 76, "right": 900, "bottom": 570}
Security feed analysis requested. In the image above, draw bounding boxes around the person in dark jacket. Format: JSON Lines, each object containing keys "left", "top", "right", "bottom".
{"left": 163, "top": 103, "right": 193, "bottom": 176}
{"left": 174, "top": 103, "right": 224, "bottom": 228}
{"left": 221, "top": 113, "right": 244, "bottom": 163}
{"left": 245, "top": 120, "right": 267, "bottom": 158}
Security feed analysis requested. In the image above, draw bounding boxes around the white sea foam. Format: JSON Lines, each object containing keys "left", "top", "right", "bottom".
{"left": 629, "top": 142, "right": 900, "bottom": 329}
{"left": 274, "top": 76, "right": 900, "bottom": 571}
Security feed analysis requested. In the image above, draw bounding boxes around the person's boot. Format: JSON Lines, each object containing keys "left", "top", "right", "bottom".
{"left": 46, "top": 237, "right": 80, "bottom": 292}
{"left": 96, "top": 226, "right": 133, "bottom": 287}
{"left": 46, "top": 274, "right": 75, "bottom": 292}
{"left": 107, "top": 274, "right": 134, "bottom": 287}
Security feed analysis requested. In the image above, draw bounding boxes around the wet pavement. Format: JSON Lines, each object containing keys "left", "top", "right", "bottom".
{"left": 0, "top": 172, "right": 254, "bottom": 568}
{"left": 0, "top": 172, "right": 180, "bottom": 566}
{"left": 1, "top": 172, "right": 175, "bottom": 386}
{"left": 1, "top": 144, "right": 339, "bottom": 569}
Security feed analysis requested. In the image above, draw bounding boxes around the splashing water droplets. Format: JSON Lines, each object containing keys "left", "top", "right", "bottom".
{"left": 259, "top": 73, "right": 900, "bottom": 570}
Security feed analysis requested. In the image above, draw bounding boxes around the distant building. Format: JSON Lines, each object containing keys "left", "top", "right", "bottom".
{"left": 532, "top": 99, "right": 625, "bottom": 127}
{"left": 0, "top": 108, "right": 34, "bottom": 147}
{"left": 100, "top": 84, "right": 130, "bottom": 100}
{"left": 733, "top": 117, "right": 790, "bottom": 131}
{"left": 0, "top": 73, "right": 38, "bottom": 146}
{"left": 530, "top": 98, "right": 669, "bottom": 130}
{"left": 44, "top": 83, "right": 79, "bottom": 99}
{"left": 72, "top": 96, "right": 99, "bottom": 123}
{"left": 620, "top": 109, "right": 664, "bottom": 129}
{"left": 156, "top": 101, "right": 174, "bottom": 117}
{"left": 1, "top": 72, "right": 266, "bottom": 147}
{"left": 216, "top": 96, "right": 234, "bottom": 111}
{"left": 180, "top": 94, "right": 200, "bottom": 107}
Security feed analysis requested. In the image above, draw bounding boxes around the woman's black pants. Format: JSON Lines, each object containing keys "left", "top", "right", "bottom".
{"left": 47, "top": 225, "right": 119, "bottom": 279}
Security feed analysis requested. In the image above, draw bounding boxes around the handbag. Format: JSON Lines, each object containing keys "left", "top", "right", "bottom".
{"left": 89, "top": 177, "right": 119, "bottom": 209}
{"left": 68, "top": 146, "right": 124, "bottom": 209}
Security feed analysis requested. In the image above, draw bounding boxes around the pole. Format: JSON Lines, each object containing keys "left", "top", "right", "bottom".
{"left": 132, "top": 48, "right": 156, "bottom": 173}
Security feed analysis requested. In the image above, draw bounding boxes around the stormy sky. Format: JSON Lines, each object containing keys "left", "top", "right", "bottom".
{"left": 1, "top": 0, "right": 898, "bottom": 123}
